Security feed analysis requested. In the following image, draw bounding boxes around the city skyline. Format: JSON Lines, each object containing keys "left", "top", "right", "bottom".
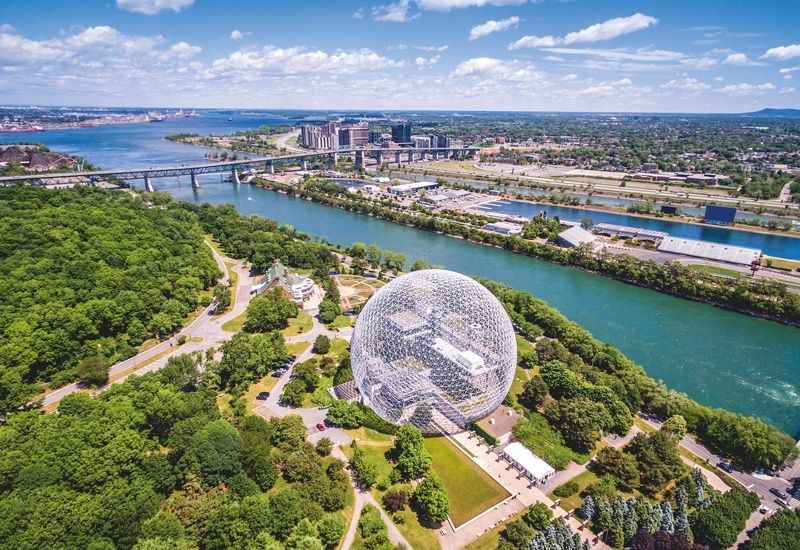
{"left": 1, "top": 0, "right": 799, "bottom": 112}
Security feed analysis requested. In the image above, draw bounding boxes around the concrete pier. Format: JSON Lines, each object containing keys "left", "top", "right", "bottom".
{"left": 407, "top": 151, "right": 414, "bottom": 163}
{"left": 395, "top": 151, "right": 402, "bottom": 165}
{"left": 231, "top": 168, "right": 240, "bottom": 185}
{"left": 191, "top": 173, "right": 200, "bottom": 189}
{"left": 328, "top": 152, "right": 339, "bottom": 168}
{"left": 144, "top": 176, "right": 155, "bottom": 192}
{"left": 355, "top": 150, "right": 365, "bottom": 170}
{"left": 268, "top": 162, "right": 274, "bottom": 174}
{"left": 376, "top": 151, "right": 384, "bottom": 166}
{"left": 300, "top": 160, "right": 308, "bottom": 171}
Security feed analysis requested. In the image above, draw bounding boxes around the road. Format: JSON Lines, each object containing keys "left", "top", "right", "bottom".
{"left": 40, "top": 241, "right": 253, "bottom": 408}
{"left": 638, "top": 413, "right": 799, "bottom": 534}
{"left": 273, "top": 129, "right": 304, "bottom": 153}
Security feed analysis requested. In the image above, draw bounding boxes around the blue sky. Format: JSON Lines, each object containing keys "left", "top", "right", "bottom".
{"left": 1, "top": 0, "right": 798, "bottom": 111}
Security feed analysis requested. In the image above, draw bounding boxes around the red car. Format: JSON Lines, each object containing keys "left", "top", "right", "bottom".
{"left": 316, "top": 423, "right": 326, "bottom": 432}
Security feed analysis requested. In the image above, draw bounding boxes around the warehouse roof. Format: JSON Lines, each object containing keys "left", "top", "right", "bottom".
{"left": 658, "top": 237, "right": 761, "bottom": 265}
{"left": 502, "top": 442, "right": 555, "bottom": 480}
{"left": 558, "top": 226, "right": 596, "bottom": 247}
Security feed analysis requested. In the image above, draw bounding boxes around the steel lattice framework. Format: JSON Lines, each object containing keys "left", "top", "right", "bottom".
{"left": 350, "top": 269, "right": 517, "bottom": 434}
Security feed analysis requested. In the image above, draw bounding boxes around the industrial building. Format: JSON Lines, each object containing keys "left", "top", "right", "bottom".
{"left": 594, "top": 223, "right": 668, "bottom": 241}
{"left": 388, "top": 181, "right": 440, "bottom": 195}
{"left": 704, "top": 205, "right": 737, "bottom": 226}
{"left": 658, "top": 237, "right": 761, "bottom": 265}
{"left": 557, "top": 226, "right": 597, "bottom": 248}
{"left": 485, "top": 221, "right": 523, "bottom": 235}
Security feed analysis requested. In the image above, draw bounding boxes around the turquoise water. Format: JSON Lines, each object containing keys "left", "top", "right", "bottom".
{"left": 4, "top": 113, "right": 798, "bottom": 435}
{"left": 166, "top": 180, "right": 800, "bottom": 437}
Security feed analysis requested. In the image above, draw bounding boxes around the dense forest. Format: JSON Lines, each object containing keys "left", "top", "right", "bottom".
{"left": 0, "top": 187, "right": 220, "bottom": 413}
{"left": 0, "top": 354, "right": 349, "bottom": 550}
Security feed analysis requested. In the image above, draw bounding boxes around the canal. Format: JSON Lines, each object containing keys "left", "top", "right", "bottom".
{"left": 166, "top": 179, "right": 800, "bottom": 437}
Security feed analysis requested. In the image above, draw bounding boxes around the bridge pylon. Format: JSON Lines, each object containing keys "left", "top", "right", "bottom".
{"left": 191, "top": 173, "right": 200, "bottom": 189}
{"left": 144, "top": 176, "right": 155, "bottom": 192}
{"left": 231, "top": 168, "right": 240, "bottom": 185}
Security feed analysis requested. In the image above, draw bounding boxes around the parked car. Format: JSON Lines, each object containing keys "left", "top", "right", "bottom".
{"left": 255, "top": 391, "right": 270, "bottom": 400}
{"left": 717, "top": 461, "right": 734, "bottom": 473}
{"left": 759, "top": 505, "right": 771, "bottom": 515}
{"left": 316, "top": 423, "right": 326, "bottom": 432}
{"left": 775, "top": 498, "right": 790, "bottom": 509}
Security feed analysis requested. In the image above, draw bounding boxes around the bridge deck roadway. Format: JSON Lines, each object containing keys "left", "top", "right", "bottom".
{"left": 0, "top": 147, "right": 478, "bottom": 183}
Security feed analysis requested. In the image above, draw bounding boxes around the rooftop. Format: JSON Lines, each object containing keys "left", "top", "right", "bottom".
{"left": 658, "top": 236, "right": 761, "bottom": 265}
{"left": 502, "top": 441, "right": 555, "bottom": 480}
{"left": 475, "top": 405, "right": 520, "bottom": 439}
{"left": 558, "top": 225, "right": 596, "bottom": 247}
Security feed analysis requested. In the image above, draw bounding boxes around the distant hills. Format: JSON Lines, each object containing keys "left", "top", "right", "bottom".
{"left": 741, "top": 108, "right": 800, "bottom": 118}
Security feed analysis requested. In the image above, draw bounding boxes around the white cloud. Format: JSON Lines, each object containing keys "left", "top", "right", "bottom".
{"left": 715, "top": 82, "right": 775, "bottom": 95}
{"left": 167, "top": 41, "right": 201, "bottom": 59}
{"left": 662, "top": 78, "right": 710, "bottom": 91}
{"left": 761, "top": 44, "right": 800, "bottom": 61}
{"left": 415, "top": 55, "right": 441, "bottom": 66}
{"left": 564, "top": 13, "right": 657, "bottom": 45}
{"left": 453, "top": 57, "right": 542, "bottom": 82}
{"left": 509, "top": 35, "right": 559, "bottom": 49}
{"left": 780, "top": 86, "right": 795, "bottom": 94}
{"left": 720, "top": 52, "right": 761, "bottom": 66}
{"left": 416, "top": 44, "right": 448, "bottom": 51}
{"left": 779, "top": 66, "right": 799, "bottom": 74}
{"left": 208, "top": 47, "right": 404, "bottom": 78}
{"left": 417, "top": 0, "right": 526, "bottom": 10}
{"left": 230, "top": 30, "right": 250, "bottom": 41}
{"left": 0, "top": 24, "right": 13, "bottom": 33}
{"left": 352, "top": 7, "right": 365, "bottom": 18}
{"left": 469, "top": 16, "right": 520, "bottom": 40}
{"left": 679, "top": 56, "right": 718, "bottom": 69}
{"left": 561, "top": 73, "right": 578, "bottom": 81}
{"left": 543, "top": 47, "right": 684, "bottom": 62}
{"left": 115, "top": 0, "right": 194, "bottom": 15}
{"left": 372, "top": 0, "right": 419, "bottom": 22}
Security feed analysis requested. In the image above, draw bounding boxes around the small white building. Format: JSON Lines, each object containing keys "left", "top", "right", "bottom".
{"left": 486, "top": 221, "right": 523, "bottom": 235}
{"left": 501, "top": 441, "right": 556, "bottom": 484}
{"left": 388, "top": 181, "right": 440, "bottom": 195}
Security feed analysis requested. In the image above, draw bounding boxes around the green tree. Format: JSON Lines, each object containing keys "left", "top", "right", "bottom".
{"left": 502, "top": 519, "right": 535, "bottom": 549}
{"left": 316, "top": 514, "right": 345, "bottom": 549}
{"left": 213, "top": 284, "right": 232, "bottom": 312}
{"left": 524, "top": 502, "right": 553, "bottom": 530}
{"left": 392, "top": 425, "right": 432, "bottom": 480}
{"left": 313, "top": 335, "right": 331, "bottom": 355}
{"left": 245, "top": 288, "right": 298, "bottom": 332}
{"left": 661, "top": 415, "right": 687, "bottom": 440}
{"left": 318, "top": 300, "right": 341, "bottom": 324}
{"left": 413, "top": 474, "right": 450, "bottom": 525}
{"left": 218, "top": 332, "right": 289, "bottom": 390}
{"left": 76, "top": 355, "right": 110, "bottom": 387}
{"left": 519, "top": 375, "right": 548, "bottom": 410}
{"left": 544, "top": 397, "right": 612, "bottom": 452}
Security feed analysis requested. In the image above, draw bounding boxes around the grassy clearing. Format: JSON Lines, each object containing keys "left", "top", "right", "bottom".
{"left": 286, "top": 341, "right": 311, "bottom": 356}
{"left": 137, "top": 338, "right": 160, "bottom": 353}
{"left": 425, "top": 437, "right": 510, "bottom": 527}
{"left": 281, "top": 311, "right": 313, "bottom": 337}
{"left": 221, "top": 310, "right": 247, "bottom": 333}
{"left": 327, "top": 315, "right": 354, "bottom": 330}
{"left": 688, "top": 264, "right": 743, "bottom": 278}
{"left": 548, "top": 469, "right": 599, "bottom": 512}
{"left": 303, "top": 375, "right": 334, "bottom": 408}
{"left": 345, "top": 427, "right": 395, "bottom": 445}
{"left": 634, "top": 417, "right": 657, "bottom": 433}
{"left": 516, "top": 334, "right": 536, "bottom": 355}
{"left": 764, "top": 256, "right": 800, "bottom": 271}
{"left": 508, "top": 365, "right": 530, "bottom": 406}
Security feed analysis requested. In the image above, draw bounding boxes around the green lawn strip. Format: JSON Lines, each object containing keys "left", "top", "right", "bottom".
{"left": 516, "top": 334, "right": 536, "bottom": 354}
{"left": 548, "top": 469, "right": 599, "bottom": 512}
{"left": 286, "top": 341, "right": 311, "bottom": 356}
{"left": 327, "top": 315, "right": 354, "bottom": 330}
{"left": 221, "top": 310, "right": 247, "bottom": 333}
{"left": 508, "top": 365, "right": 528, "bottom": 406}
{"left": 424, "top": 436, "right": 510, "bottom": 527}
{"left": 243, "top": 375, "right": 279, "bottom": 413}
{"left": 687, "top": 264, "right": 743, "bottom": 278}
{"left": 281, "top": 311, "right": 313, "bottom": 337}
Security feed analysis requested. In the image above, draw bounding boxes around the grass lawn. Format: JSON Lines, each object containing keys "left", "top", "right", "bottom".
{"left": 327, "top": 315, "right": 354, "bottom": 330}
{"left": 425, "top": 437, "right": 510, "bottom": 527}
{"left": 548, "top": 469, "right": 599, "bottom": 512}
{"left": 688, "top": 264, "right": 743, "bottom": 278}
{"left": 303, "top": 375, "right": 334, "bottom": 408}
{"left": 221, "top": 310, "right": 246, "bottom": 333}
{"left": 508, "top": 365, "right": 530, "bottom": 406}
{"left": 763, "top": 256, "right": 800, "bottom": 271}
{"left": 464, "top": 510, "right": 525, "bottom": 550}
{"left": 286, "top": 341, "right": 311, "bottom": 356}
{"left": 345, "top": 427, "right": 395, "bottom": 445}
{"left": 281, "top": 311, "right": 313, "bottom": 337}
{"left": 516, "top": 334, "right": 536, "bottom": 355}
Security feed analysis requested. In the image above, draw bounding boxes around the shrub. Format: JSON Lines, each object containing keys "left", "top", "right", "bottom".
{"left": 553, "top": 481, "right": 579, "bottom": 498}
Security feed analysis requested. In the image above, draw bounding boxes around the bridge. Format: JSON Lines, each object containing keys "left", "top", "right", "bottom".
{"left": 0, "top": 147, "right": 479, "bottom": 190}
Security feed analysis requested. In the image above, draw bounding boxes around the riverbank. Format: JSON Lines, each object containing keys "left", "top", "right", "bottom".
{"left": 385, "top": 162, "right": 800, "bottom": 222}
{"left": 251, "top": 177, "right": 800, "bottom": 328}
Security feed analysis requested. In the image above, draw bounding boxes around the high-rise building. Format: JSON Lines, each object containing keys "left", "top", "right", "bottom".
{"left": 339, "top": 122, "right": 369, "bottom": 147}
{"left": 392, "top": 123, "right": 412, "bottom": 144}
{"left": 299, "top": 123, "right": 339, "bottom": 149}
{"left": 368, "top": 131, "right": 382, "bottom": 144}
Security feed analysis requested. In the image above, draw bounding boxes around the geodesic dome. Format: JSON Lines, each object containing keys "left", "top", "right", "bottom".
{"left": 350, "top": 269, "right": 517, "bottom": 434}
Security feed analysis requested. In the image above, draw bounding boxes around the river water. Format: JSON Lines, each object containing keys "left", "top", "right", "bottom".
{"left": 3, "top": 112, "right": 799, "bottom": 436}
